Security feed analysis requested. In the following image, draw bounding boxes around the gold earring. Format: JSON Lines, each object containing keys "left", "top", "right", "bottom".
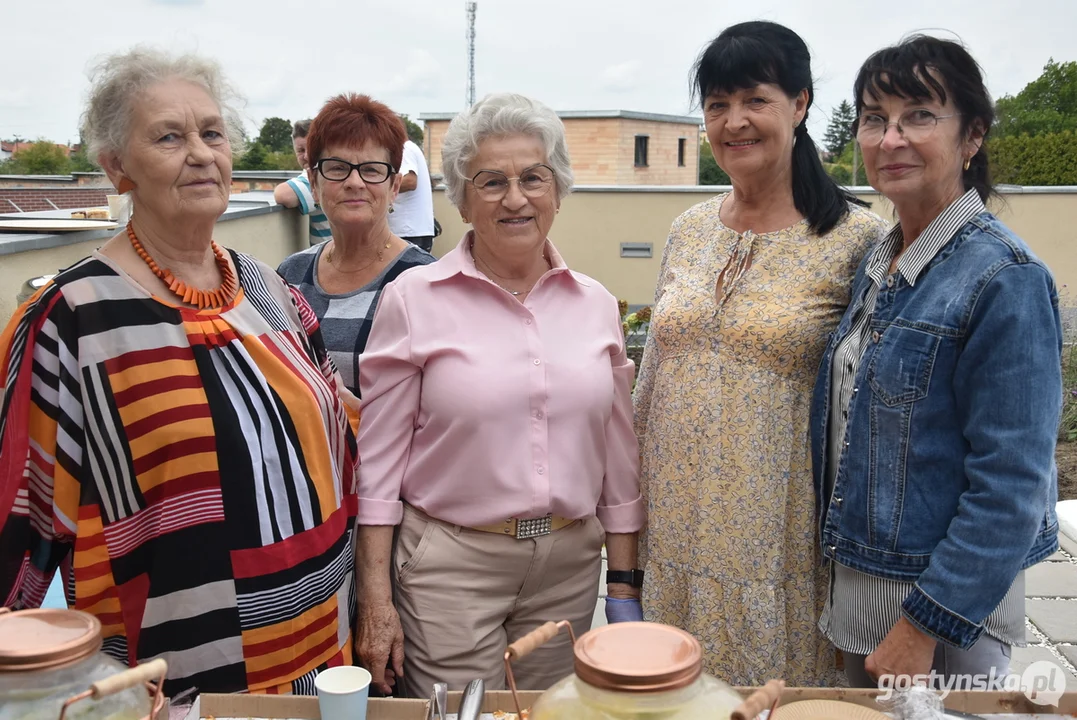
{"left": 963, "top": 157, "right": 971, "bottom": 171}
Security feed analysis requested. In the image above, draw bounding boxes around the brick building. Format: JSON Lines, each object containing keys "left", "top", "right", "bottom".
{"left": 420, "top": 110, "right": 701, "bottom": 185}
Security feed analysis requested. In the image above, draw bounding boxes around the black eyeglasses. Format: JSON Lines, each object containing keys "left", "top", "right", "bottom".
{"left": 315, "top": 158, "right": 396, "bottom": 183}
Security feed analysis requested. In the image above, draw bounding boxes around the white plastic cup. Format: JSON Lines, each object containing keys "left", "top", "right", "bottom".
{"left": 314, "top": 665, "right": 371, "bottom": 720}
{"left": 106, "top": 194, "right": 124, "bottom": 221}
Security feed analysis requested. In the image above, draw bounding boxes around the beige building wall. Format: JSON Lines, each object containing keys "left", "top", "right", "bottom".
{"left": 614, "top": 119, "right": 698, "bottom": 185}
{"left": 560, "top": 118, "right": 622, "bottom": 184}
{"left": 424, "top": 120, "right": 450, "bottom": 176}
{"left": 432, "top": 188, "right": 1077, "bottom": 317}
{"left": 4, "top": 191, "right": 1074, "bottom": 331}
{"left": 424, "top": 117, "right": 700, "bottom": 186}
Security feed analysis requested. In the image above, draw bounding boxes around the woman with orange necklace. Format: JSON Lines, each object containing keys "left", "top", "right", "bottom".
{"left": 0, "top": 49, "right": 360, "bottom": 698}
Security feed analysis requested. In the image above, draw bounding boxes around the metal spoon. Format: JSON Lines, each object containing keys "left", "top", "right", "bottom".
{"left": 457, "top": 678, "right": 486, "bottom": 720}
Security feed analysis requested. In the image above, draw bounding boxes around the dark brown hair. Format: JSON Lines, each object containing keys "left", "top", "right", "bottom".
{"left": 693, "top": 21, "right": 864, "bottom": 235}
{"left": 853, "top": 35, "right": 995, "bottom": 202}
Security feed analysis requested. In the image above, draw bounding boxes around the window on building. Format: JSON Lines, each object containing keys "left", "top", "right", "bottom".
{"left": 677, "top": 138, "right": 687, "bottom": 167}
{"left": 634, "top": 135, "right": 649, "bottom": 167}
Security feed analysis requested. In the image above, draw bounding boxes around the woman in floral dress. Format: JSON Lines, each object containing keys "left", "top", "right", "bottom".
{"left": 634, "top": 21, "right": 887, "bottom": 685}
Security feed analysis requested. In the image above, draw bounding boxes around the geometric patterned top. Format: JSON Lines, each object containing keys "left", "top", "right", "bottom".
{"left": 0, "top": 250, "right": 359, "bottom": 696}
{"left": 278, "top": 243, "right": 434, "bottom": 395}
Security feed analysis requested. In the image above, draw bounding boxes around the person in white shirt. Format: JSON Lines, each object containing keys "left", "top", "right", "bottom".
{"left": 388, "top": 139, "right": 435, "bottom": 252}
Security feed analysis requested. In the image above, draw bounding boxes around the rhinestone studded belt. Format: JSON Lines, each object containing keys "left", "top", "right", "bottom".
{"left": 470, "top": 514, "right": 577, "bottom": 539}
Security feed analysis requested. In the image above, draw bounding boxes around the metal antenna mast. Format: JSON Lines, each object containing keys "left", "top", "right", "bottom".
{"left": 465, "top": 2, "right": 477, "bottom": 106}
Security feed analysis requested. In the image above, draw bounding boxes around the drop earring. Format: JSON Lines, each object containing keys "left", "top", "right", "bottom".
{"left": 117, "top": 177, "right": 136, "bottom": 194}
{"left": 963, "top": 157, "right": 971, "bottom": 171}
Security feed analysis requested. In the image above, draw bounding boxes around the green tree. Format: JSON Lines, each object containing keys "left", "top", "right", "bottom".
{"left": 69, "top": 132, "right": 96, "bottom": 172}
{"left": 9, "top": 141, "right": 72, "bottom": 175}
{"left": 256, "top": 117, "right": 294, "bottom": 153}
{"left": 399, "top": 114, "right": 425, "bottom": 146}
{"left": 265, "top": 150, "right": 301, "bottom": 171}
{"left": 698, "top": 139, "right": 730, "bottom": 185}
{"left": 825, "top": 163, "right": 852, "bottom": 185}
{"left": 824, "top": 100, "right": 857, "bottom": 155}
{"left": 69, "top": 150, "right": 96, "bottom": 172}
{"left": 990, "top": 129, "right": 1077, "bottom": 185}
{"left": 995, "top": 60, "right": 1077, "bottom": 138}
{"left": 234, "top": 142, "right": 269, "bottom": 171}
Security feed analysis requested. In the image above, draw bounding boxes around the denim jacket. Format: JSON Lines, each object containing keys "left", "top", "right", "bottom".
{"left": 810, "top": 211, "right": 1062, "bottom": 649}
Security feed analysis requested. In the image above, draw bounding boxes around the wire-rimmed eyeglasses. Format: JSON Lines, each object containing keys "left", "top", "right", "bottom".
{"left": 853, "top": 109, "right": 960, "bottom": 144}
{"left": 468, "top": 164, "right": 555, "bottom": 202}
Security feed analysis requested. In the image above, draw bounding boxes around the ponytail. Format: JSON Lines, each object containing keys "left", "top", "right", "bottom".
{"left": 791, "top": 115, "right": 866, "bottom": 236}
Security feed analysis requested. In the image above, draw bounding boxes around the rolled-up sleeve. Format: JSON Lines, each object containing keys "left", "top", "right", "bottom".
{"left": 597, "top": 304, "right": 645, "bottom": 533}
{"left": 356, "top": 283, "right": 421, "bottom": 525}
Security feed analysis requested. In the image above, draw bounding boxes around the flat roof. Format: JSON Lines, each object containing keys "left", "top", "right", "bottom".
{"left": 419, "top": 109, "right": 701, "bottom": 125}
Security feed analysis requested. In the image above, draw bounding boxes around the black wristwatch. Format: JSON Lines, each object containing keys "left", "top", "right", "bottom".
{"left": 606, "top": 569, "right": 645, "bottom": 588}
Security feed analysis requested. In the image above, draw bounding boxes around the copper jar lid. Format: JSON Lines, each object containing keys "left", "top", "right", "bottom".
{"left": 0, "top": 608, "right": 103, "bottom": 672}
{"left": 574, "top": 622, "right": 703, "bottom": 693}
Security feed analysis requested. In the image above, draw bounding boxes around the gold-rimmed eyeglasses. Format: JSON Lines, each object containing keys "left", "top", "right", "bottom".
{"left": 853, "top": 109, "right": 959, "bottom": 144}
{"left": 468, "top": 164, "right": 555, "bottom": 202}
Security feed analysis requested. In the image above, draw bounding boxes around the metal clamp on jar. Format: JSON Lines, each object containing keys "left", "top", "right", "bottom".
{"left": 0, "top": 607, "right": 167, "bottom": 720}
{"left": 505, "top": 620, "right": 785, "bottom": 720}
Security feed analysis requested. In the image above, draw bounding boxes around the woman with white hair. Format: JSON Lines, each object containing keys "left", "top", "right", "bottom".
{"left": 0, "top": 48, "right": 359, "bottom": 696}
{"left": 354, "top": 92, "right": 645, "bottom": 696}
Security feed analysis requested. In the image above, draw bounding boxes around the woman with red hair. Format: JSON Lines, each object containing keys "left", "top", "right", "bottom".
{"left": 278, "top": 94, "right": 434, "bottom": 395}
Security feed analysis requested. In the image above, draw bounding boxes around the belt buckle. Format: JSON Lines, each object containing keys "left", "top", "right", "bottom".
{"left": 514, "top": 515, "right": 553, "bottom": 539}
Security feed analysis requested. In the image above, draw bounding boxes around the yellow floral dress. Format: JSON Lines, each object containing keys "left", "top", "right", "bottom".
{"left": 634, "top": 194, "right": 886, "bottom": 686}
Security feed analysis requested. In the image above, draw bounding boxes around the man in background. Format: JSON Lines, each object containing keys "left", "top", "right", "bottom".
{"left": 273, "top": 119, "right": 332, "bottom": 246}
{"left": 389, "top": 139, "right": 435, "bottom": 252}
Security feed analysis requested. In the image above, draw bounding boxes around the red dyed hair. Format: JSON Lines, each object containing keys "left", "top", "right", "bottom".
{"left": 306, "top": 93, "right": 406, "bottom": 171}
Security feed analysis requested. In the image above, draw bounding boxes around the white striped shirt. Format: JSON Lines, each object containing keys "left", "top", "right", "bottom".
{"left": 820, "top": 189, "right": 1025, "bottom": 652}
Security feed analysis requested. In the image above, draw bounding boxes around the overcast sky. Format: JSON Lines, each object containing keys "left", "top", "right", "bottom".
{"left": 3, "top": 0, "right": 1075, "bottom": 149}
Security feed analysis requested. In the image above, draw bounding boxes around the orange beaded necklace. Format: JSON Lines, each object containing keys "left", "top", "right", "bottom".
{"left": 127, "top": 221, "right": 237, "bottom": 309}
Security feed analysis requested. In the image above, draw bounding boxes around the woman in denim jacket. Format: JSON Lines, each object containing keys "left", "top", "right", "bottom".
{"left": 811, "top": 36, "right": 1063, "bottom": 687}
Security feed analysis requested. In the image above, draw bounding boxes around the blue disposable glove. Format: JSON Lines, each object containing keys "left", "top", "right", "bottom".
{"left": 604, "top": 597, "right": 644, "bottom": 624}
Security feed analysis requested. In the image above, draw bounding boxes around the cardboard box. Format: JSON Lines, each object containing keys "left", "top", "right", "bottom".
{"left": 733, "top": 687, "right": 1077, "bottom": 716}
{"left": 444, "top": 689, "right": 542, "bottom": 716}
{"left": 182, "top": 692, "right": 430, "bottom": 720}
{"left": 446, "top": 687, "right": 1077, "bottom": 717}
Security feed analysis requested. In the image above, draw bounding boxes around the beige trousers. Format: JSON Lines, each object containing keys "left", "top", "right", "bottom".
{"left": 393, "top": 504, "right": 604, "bottom": 698}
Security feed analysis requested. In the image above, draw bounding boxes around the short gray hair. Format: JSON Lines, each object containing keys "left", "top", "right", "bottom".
{"left": 81, "top": 47, "right": 246, "bottom": 163}
{"left": 441, "top": 93, "right": 573, "bottom": 208}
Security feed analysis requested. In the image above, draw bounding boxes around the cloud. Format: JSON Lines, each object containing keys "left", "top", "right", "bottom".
{"left": 0, "top": 89, "right": 31, "bottom": 109}
{"left": 601, "top": 61, "right": 642, "bottom": 93}
{"left": 375, "top": 49, "right": 446, "bottom": 98}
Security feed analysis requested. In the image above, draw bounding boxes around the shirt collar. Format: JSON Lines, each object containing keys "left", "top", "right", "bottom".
{"left": 865, "top": 189, "right": 985, "bottom": 287}
{"left": 424, "top": 230, "right": 589, "bottom": 287}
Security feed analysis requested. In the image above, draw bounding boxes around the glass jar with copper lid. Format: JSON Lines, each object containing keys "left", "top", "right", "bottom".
{"left": 507, "top": 621, "right": 782, "bottom": 720}
{"left": 0, "top": 608, "right": 156, "bottom": 720}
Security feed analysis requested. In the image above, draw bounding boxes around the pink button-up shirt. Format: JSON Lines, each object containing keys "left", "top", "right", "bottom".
{"left": 356, "top": 233, "right": 644, "bottom": 533}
